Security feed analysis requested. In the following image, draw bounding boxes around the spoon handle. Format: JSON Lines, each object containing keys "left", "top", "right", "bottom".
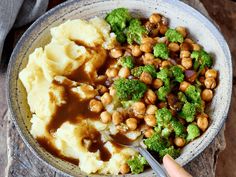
{"left": 136, "top": 146, "right": 168, "bottom": 177}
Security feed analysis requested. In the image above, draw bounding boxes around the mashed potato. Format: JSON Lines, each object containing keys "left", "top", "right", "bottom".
{"left": 19, "top": 17, "right": 137, "bottom": 174}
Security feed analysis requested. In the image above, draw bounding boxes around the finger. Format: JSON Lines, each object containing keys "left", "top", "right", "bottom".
{"left": 163, "top": 154, "right": 192, "bottom": 177}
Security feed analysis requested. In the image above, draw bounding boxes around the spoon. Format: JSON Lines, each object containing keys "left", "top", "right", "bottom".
{"left": 102, "top": 131, "right": 168, "bottom": 177}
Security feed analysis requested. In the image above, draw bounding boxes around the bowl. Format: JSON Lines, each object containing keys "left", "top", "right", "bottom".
{"left": 7, "top": 0, "right": 232, "bottom": 176}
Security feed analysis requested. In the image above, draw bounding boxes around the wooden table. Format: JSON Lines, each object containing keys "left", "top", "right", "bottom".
{"left": 0, "top": 0, "right": 235, "bottom": 176}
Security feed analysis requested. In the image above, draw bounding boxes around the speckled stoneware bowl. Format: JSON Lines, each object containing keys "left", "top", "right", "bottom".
{"left": 7, "top": 0, "right": 232, "bottom": 176}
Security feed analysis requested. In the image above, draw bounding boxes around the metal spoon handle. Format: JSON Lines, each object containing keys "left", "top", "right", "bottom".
{"left": 136, "top": 146, "right": 168, "bottom": 177}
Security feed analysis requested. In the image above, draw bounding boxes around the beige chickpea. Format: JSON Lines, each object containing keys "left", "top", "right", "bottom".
{"left": 149, "top": 13, "right": 162, "bottom": 24}
{"left": 132, "top": 102, "right": 146, "bottom": 118}
{"left": 179, "top": 81, "right": 190, "bottom": 92}
{"left": 140, "top": 43, "right": 153, "bottom": 53}
{"left": 197, "top": 113, "right": 209, "bottom": 120}
{"left": 184, "top": 38, "right": 194, "bottom": 44}
{"left": 132, "top": 45, "right": 142, "bottom": 57}
{"left": 181, "top": 58, "right": 193, "bottom": 69}
{"left": 109, "top": 48, "right": 123, "bottom": 58}
{"left": 126, "top": 118, "right": 138, "bottom": 131}
{"left": 141, "top": 37, "right": 156, "bottom": 44}
{"left": 144, "top": 89, "right": 157, "bottom": 104}
{"left": 159, "top": 25, "right": 168, "bottom": 35}
{"left": 109, "top": 86, "right": 116, "bottom": 96}
{"left": 96, "top": 75, "right": 107, "bottom": 83}
{"left": 101, "top": 92, "right": 112, "bottom": 105}
{"left": 97, "top": 85, "right": 108, "bottom": 95}
{"left": 89, "top": 99, "right": 103, "bottom": 113}
{"left": 143, "top": 53, "right": 155, "bottom": 65}
{"left": 106, "top": 67, "right": 118, "bottom": 78}
{"left": 192, "top": 43, "right": 201, "bottom": 51}
{"left": 197, "top": 116, "right": 209, "bottom": 132}
{"left": 205, "top": 69, "right": 217, "bottom": 79}
{"left": 180, "top": 50, "right": 191, "bottom": 58}
{"left": 140, "top": 72, "right": 152, "bottom": 85}
{"left": 100, "top": 111, "right": 112, "bottom": 124}
{"left": 144, "top": 128, "right": 154, "bottom": 138}
{"left": 174, "top": 137, "right": 186, "bottom": 147}
{"left": 144, "top": 115, "right": 156, "bottom": 127}
{"left": 118, "top": 67, "right": 130, "bottom": 78}
{"left": 150, "top": 28, "right": 159, "bottom": 37}
{"left": 168, "top": 43, "right": 180, "bottom": 52}
{"left": 146, "top": 105, "right": 158, "bottom": 115}
{"left": 204, "top": 78, "right": 217, "bottom": 89}
{"left": 180, "top": 42, "right": 192, "bottom": 51}
{"left": 152, "top": 78, "right": 163, "bottom": 89}
{"left": 120, "top": 163, "right": 130, "bottom": 174}
{"left": 201, "top": 89, "right": 213, "bottom": 102}
{"left": 112, "top": 111, "right": 123, "bottom": 125}
{"left": 176, "top": 26, "right": 187, "bottom": 38}
{"left": 144, "top": 53, "right": 155, "bottom": 60}
{"left": 161, "top": 60, "right": 172, "bottom": 68}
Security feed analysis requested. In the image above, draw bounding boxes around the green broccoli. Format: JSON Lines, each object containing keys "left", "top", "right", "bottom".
{"left": 186, "top": 124, "right": 200, "bottom": 141}
{"left": 179, "top": 102, "right": 196, "bottom": 122}
{"left": 156, "top": 69, "right": 171, "bottom": 101}
{"left": 170, "top": 118, "right": 186, "bottom": 137}
{"left": 127, "top": 155, "right": 147, "bottom": 174}
{"left": 120, "top": 56, "right": 135, "bottom": 69}
{"left": 114, "top": 78, "right": 147, "bottom": 101}
{"left": 121, "top": 100, "right": 135, "bottom": 108}
{"left": 161, "top": 127, "right": 172, "bottom": 138}
{"left": 165, "top": 29, "right": 184, "bottom": 43}
{"left": 156, "top": 68, "right": 171, "bottom": 80}
{"left": 191, "top": 50, "right": 213, "bottom": 71}
{"left": 144, "top": 133, "right": 169, "bottom": 152}
{"left": 126, "top": 19, "right": 148, "bottom": 44}
{"left": 105, "top": 8, "right": 131, "bottom": 43}
{"left": 155, "top": 108, "right": 172, "bottom": 126}
{"left": 159, "top": 146, "right": 181, "bottom": 159}
{"left": 153, "top": 43, "right": 169, "bottom": 59}
{"left": 157, "top": 85, "right": 170, "bottom": 101}
{"left": 185, "top": 85, "right": 201, "bottom": 104}
{"left": 170, "top": 66, "right": 184, "bottom": 83}
{"left": 177, "top": 92, "right": 188, "bottom": 103}
{"left": 131, "top": 65, "right": 156, "bottom": 77}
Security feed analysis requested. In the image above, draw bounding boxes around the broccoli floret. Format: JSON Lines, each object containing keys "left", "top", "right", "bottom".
{"left": 105, "top": 8, "right": 131, "bottom": 43}
{"left": 144, "top": 133, "right": 169, "bottom": 152}
{"left": 161, "top": 127, "right": 172, "bottom": 138}
{"left": 170, "top": 66, "right": 184, "bottom": 83}
{"left": 131, "top": 65, "right": 156, "bottom": 77}
{"left": 177, "top": 92, "right": 188, "bottom": 103}
{"left": 185, "top": 85, "right": 201, "bottom": 104}
{"left": 170, "top": 119, "right": 186, "bottom": 137}
{"left": 156, "top": 69, "right": 171, "bottom": 101}
{"left": 121, "top": 100, "right": 135, "bottom": 108}
{"left": 155, "top": 108, "right": 172, "bottom": 126}
{"left": 179, "top": 102, "right": 196, "bottom": 122}
{"left": 191, "top": 50, "right": 213, "bottom": 71}
{"left": 156, "top": 68, "right": 171, "bottom": 80}
{"left": 153, "top": 43, "right": 169, "bottom": 59}
{"left": 114, "top": 78, "right": 147, "bottom": 101}
{"left": 126, "top": 19, "right": 148, "bottom": 44}
{"left": 159, "top": 146, "right": 181, "bottom": 159}
{"left": 127, "top": 155, "right": 147, "bottom": 174}
{"left": 120, "top": 56, "right": 135, "bottom": 69}
{"left": 186, "top": 124, "right": 200, "bottom": 141}
{"left": 165, "top": 29, "right": 184, "bottom": 43}
{"left": 157, "top": 85, "right": 170, "bottom": 101}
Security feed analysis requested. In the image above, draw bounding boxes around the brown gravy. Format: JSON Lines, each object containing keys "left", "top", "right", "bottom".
{"left": 110, "top": 132, "right": 134, "bottom": 146}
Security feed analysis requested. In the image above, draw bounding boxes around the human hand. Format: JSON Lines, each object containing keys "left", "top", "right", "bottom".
{"left": 163, "top": 155, "right": 192, "bottom": 177}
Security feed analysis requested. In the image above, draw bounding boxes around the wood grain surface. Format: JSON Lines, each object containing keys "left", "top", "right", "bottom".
{"left": 0, "top": 0, "right": 234, "bottom": 177}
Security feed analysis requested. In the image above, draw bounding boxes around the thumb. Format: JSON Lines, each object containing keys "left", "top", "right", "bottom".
{"left": 163, "top": 154, "right": 192, "bottom": 177}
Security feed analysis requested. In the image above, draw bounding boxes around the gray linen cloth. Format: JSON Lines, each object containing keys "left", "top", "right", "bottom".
{"left": 0, "top": 0, "right": 49, "bottom": 64}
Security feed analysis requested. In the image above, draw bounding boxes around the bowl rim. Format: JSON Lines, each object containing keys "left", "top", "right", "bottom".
{"left": 6, "top": 0, "right": 232, "bottom": 176}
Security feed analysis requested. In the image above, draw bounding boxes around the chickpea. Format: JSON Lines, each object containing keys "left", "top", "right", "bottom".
{"left": 149, "top": 13, "right": 162, "bottom": 24}
{"left": 89, "top": 99, "right": 103, "bottom": 113}
{"left": 180, "top": 42, "right": 191, "bottom": 51}
{"left": 180, "top": 50, "right": 191, "bottom": 58}
{"left": 118, "top": 67, "right": 130, "bottom": 78}
{"left": 140, "top": 43, "right": 153, "bottom": 53}
{"left": 197, "top": 113, "right": 209, "bottom": 120}
{"left": 150, "top": 28, "right": 159, "bottom": 37}
{"left": 176, "top": 26, "right": 187, "bottom": 38}
{"left": 132, "top": 102, "right": 146, "bottom": 118}
{"left": 159, "top": 25, "right": 168, "bottom": 35}
{"left": 120, "top": 163, "right": 130, "bottom": 174}
{"left": 192, "top": 43, "right": 201, "bottom": 51}
{"left": 143, "top": 53, "right": 155, "bottom": 65}
{"left": 126, "top": 118, "right": 138, "bottom": 131}
{"left": 109, "top": 48, "right": 123, "bottom": 58}
{"left": 106, "top": 67, "right": 118, "bottom": 78}
{"left": 174, "top": 137, "right": 186, "bottom": 147}
{"left": 145, "top": 21, "right": 156, "bottom": 32}
{"left": 201, "top": 89, "right": 213, "bottom": 102}
{"left": 144, "top": 128, "right": 154, "bottom": 138}
{"left": 197, "top": 116, "right": 209, "bottom": 132}
{"left": 101, "top": 92, "right": 112, "bottom": 105}
{"left": 96, "top": 75, "right": 107, "bottom": 83}
{"left": 112, "top": 111, "right": 123, "bottom": 125}
{"left": 100, "top": 111, "right": 112, "bottom": 124}
{"left": 204, "top": 78, "right": 216, "bottom": 89}
{"left": 141, "top": 37, "right": 156, "bottom": 44}
{"left": 153, "top": 58, "right": 162, "bottom": 68}
{"left": 161, "top": 60, "right": 172, "bottom": 68}
{"left": 152, "top": 78, "right": 163, "bottom": 89}
{"left": 132, "top": 45, "right": 142, "bottom": 57}
{"left": 179, "top": 81, "right": 190, "bottom": 92}
{"left": 146, "top": 105, "right": 158, "bottom": 115}
{"left": 97, "top": 85, "right": 108, "bottom": 95}
{"left": 144, "top": 89, "right": 157, "bottom": 104}
{"left": 181, "top": 58, "right": 192, "bottom": 69}
{"left": 168, "top": 43, "right": 180, "bottom": 52}
{"left": 116, "top": 124, "right": 129, "bottom": 133}
{"left": 144, "top": 115, "right": 156, "bottom": 127}
{"left": 205, "top": 69, "right": 217, "bottom": 79}
{"left": 109, "top": 86, "right": 116, "bottom": 96}
{"left": 140, "top": 72, "right": 152, "bottom": 85}
{"left": 184, "top": 38, "right": 194, "bottom": 44}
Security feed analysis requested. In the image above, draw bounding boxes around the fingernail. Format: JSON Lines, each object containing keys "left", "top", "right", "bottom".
{"left": 163, "top": 154, "right": 174, "bottom": 161}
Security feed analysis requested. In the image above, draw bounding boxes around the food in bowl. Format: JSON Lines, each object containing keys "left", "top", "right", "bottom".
{"left": 19, "top": 8, "right": 218, "bottom": 175}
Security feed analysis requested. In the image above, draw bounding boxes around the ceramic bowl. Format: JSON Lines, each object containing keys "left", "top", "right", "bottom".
{"left": 7, "top": 0, "right": 232, "bottom": 176}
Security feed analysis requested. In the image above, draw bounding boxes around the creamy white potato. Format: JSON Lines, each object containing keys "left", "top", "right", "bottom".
{"left": 19, "top": 18, "right": 137, "bottom": 175}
